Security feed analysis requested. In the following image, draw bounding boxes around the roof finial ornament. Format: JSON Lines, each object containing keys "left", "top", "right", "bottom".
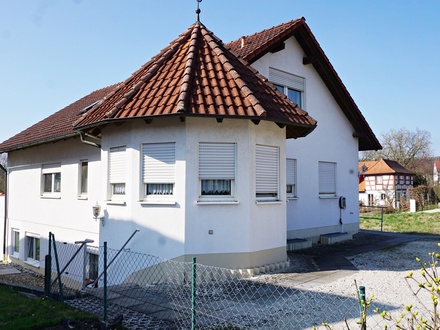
{"left": 196, "top": 0, "right": 202, "bottom": 22}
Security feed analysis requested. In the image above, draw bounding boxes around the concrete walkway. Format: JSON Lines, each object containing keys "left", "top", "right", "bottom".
{"left": 0, "top": 263, "right": 20, "bottom": 275}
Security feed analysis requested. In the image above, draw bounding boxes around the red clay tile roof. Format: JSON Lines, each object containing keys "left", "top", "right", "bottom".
{"left": 0, "top": 85, "right": 117, "bottom": 152}
{"left": 74, "top": 22, "right": 317, "bottom": 139}
{"left": 226, "top": 18, "right": 381, "bottom": 152}
{"left": 358, "top": 159, "right": 414, "bottom": 176}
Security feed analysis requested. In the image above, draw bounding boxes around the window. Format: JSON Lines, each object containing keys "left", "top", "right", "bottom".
{"left": 380, "top": 193, "right": 386, "bottom": 200}
{"left": 79, "top": 160, "right": 88, "bottom": 195}
{"left": 109, "top": 147, "right": 126, "bottom": 197}
{"left": 319, "top": 161, "right": 336, "bottom": 196}
{"left": 286, "top": 158, "right": 297, "bottom": 198}
{"left": 87, "top": 252, "right": 99, "bottom": 281}
{"left": 376, "top": 176, "right": 383, "bottom": 185}
{"left": 12, "top": 229, "right": 19, "bottom": 257}
{"left": 42, "top": 163, "right": 61, "bottom": 195}
{"left": 270, "top": 68, "right": 305, "bottom": 108}
{"left": 142, "top": 143, "right": 175, "bottom": 199}
{"left": 199, "top": 143, "right": 236, "bottom": 199}
{"left": 256, "top": 145, "right": 279, "bottom": 201}
{"left": 26, "top": 234, "right": 40, "bottom": 263}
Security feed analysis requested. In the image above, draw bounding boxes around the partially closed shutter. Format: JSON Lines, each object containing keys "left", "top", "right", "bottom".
{"left": 256, "top": 145, "right": 279, "bottom": 195}
{"left": 286, "top": 158, "right": 296, "bottom": 185}
{"left": 199, "top": 143, "right": 236, "bottom": 179}
{"left": 142, "top": 143, "right": 175, "bottom": 183}
{"left": 109, "top": 147, "right": 126, "bottom": 183}
{"left": 319, "top": 161, "right": 336, "bottom": 194}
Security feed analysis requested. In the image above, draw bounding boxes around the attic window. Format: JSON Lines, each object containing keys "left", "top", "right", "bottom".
{"left": 80, "top": 100, "right": 100, "bottom": 114}
{"left": 270, "top": 68, "right": 305, "bottom": 108}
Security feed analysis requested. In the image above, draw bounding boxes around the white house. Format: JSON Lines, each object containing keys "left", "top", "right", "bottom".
{"left": 226, "top": 19, "right": 381, "bottom": 242}
{"left": 434, "top": 160, "right": 440, "bottom": 184}
{"left": 0, "top": 17, "right": 379, "bottom": 276}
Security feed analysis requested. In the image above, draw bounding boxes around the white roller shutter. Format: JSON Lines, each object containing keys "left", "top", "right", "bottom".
{"left": 199, "top": 143, "right": 236, "bottom": 180}
{"left": 109, "top": 147, "right": 126, "bottom": 183}
{"left": 269, "top": 68, "right": 304, "bottom": 91}
{"left": 256, "top": 145, "right": 279, "bottom": 196}
{"left": 319, "top": 161, "right": 336, "bottom": 194}
{"left": 142, "top": 143, "right": 175, "bottom": 183}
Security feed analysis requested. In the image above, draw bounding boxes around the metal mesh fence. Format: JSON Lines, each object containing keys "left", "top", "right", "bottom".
{"left": 47, "top": 236, "right": 433, "bottom": 329}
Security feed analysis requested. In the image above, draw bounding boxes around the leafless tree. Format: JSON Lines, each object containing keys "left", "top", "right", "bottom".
{"left": 359, "top": 128, "right": 432, "bottom": 169}
{"left": 0, "top": 153, "right": 6, "bottom": 168}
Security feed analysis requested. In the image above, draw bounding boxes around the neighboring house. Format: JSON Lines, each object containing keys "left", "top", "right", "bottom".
{"left": 0, "top": 16, "right": 379, "bottom": 274}
{"left": 434, "top": 160, "right": 440, "bottom": 184}
{"left": 359, "top": 159, "right": 414, "bottom": 208}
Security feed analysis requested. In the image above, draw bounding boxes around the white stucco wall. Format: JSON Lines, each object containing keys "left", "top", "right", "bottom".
{"left": 0, "top": 194, "right": 4, "bottom": 260}
{"left": 252, "top": 36, "right": 360, "bottom": 239}
{"left": 6, "top": 137, "right": 101, "bottom": 267}
{"left": 99, "top": 117, "right": 288, "bottom": 268}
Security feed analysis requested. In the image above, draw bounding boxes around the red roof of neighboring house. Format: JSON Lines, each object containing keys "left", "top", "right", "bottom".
{"left": 74, "top": 22, "right": 317, "bottom": 139}
{"left": 226, "top": 18, "right": 381, "bottom": 152}
{"left": 434, "top": 160, "right": 440, "bottom": 171}
{"left": 358, "top": 159, "right": 414, "bottom": 176}
{"left": 0, "top": 85, "right": 117, "bottom": 153}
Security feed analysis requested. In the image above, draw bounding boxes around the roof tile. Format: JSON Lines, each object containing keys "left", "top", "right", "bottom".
{"left": 74, "top": 22, "right": 316, "bottom": 138}
{"left": 0, "top": 85, "right": 117, "bottom": 152}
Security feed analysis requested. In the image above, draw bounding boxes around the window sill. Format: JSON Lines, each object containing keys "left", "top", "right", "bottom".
{"left": 196, "top": 200, "right": 239, "bottom": 205}
{"left": 77, "top": 196, "right": 88, "bottom": 201}
{"left": 286, "top": 197, "right": 298, "bottom": 201}
{"left": 24, "top": 259, "right": 40, "bottom": 268}
{"left": 319, "top": 195, "right": 338, "bottom": 199}
{"left": 106, "top": 200, "right": 126, "bottom": 206}
{"left": 255, "top": 200, "right": 283, "bottom": 205}
{"left": 140, "top": 200, "right": 177, "bottom": 206}
{"left": 40, "top": 195, "right": 61, "bottom": 199}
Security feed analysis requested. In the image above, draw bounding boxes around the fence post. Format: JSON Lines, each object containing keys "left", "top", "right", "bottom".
{"left": 380, "top": 207, "right": 384, "bottom": 232}
{"left": 44, "top": 232, "right": 52, "bottom": 297}
{"left": 104, "top": 241, "right": 108, "bottom": 324}
{"left": 359, "top": 285, "right": 366, "bottom": 330}
{"left": 191, "top": 257, "right": 196, "bottom": 330}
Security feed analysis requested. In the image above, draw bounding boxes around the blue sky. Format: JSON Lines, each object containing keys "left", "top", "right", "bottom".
{"left": 1, "top": 1, "right": 439, "bottom": 155}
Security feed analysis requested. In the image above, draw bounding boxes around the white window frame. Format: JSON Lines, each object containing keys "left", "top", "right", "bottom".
{"left": 270, "top": 68, "right": 305, "bottom": 108}
{"left": 11, "top": 228, "right": 20, "bottom": 258}
{"left": 109, "top": 146, "right": 126, "bottom": 200}
{"left": 286, "top": 158, "right": 297, "bottom": 198}
{"left": 78, "top": 160, "right": 88, "bottom": 198}
{"left": 376, "top": 176, "right": 383, "bottom": 185}
{"left": 25, "top": 233, "right": 40, "bottom": 267}
{"left": 87, "top": 250, "right": 99, "bottom": 282}
{"left": 41, "top": 163, "right": 61, "bottom": 198}
{"left": 256, "top": 145, "right": 279, "bottom": 202}
{"left": 198, "top": 142, "right": 236, "bottom": 202}
{"left": 141, "top": 142, "right": 176, "bottom": 203}
{"left": 319, "top": 161, "right": 337, "bottom": 197}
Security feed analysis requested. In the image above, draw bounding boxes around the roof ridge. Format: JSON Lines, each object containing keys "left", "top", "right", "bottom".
{"left": 176, "top": 23, "right": 200, "bottom": 113}
{"left": 201, "top": 26, "right": 266, "bottom": 117}
{"left": 102, "top": 26, "right": 195, "bottom": 119}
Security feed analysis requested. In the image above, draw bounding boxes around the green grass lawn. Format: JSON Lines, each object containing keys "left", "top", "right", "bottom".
{"left": 360, "top": 211, "right": 440, "bottom": 235}
{"left": 0, "top": 285, "right": 98, "bottom": 330}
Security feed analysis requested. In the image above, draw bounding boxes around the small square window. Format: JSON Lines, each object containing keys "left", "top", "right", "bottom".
{"left": 376, "top": 176, "right": 383, "bottom": 185}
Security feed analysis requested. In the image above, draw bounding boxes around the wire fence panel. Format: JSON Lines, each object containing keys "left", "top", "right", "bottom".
{"left": 48, "top": 236, "right": 432, "bottom": 329}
